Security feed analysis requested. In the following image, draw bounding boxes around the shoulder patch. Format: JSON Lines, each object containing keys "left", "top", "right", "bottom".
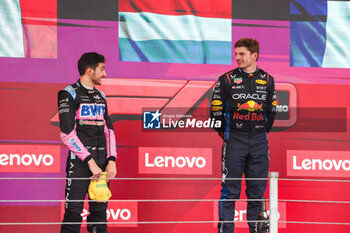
{"left": 64, "top": 85, "right": 77, "bottom": 100}
{"left": 96, "top": 89, "right": 106, "bottom": 99}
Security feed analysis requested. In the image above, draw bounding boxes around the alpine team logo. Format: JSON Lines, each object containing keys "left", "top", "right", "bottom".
{"left": 143, "top": 110, "right": 161, "bottom": 129}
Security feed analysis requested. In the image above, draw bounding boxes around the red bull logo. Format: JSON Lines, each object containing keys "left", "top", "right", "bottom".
{"left": 233, "top": 112, "right": 264, "bottom": 121}
{"left": 237, "top": 100, "right": 262, "bottom": 112}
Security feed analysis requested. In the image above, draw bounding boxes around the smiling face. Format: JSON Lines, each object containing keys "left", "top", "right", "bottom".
{"left": 235, "top": 46, "right": 258, "bottom": 72}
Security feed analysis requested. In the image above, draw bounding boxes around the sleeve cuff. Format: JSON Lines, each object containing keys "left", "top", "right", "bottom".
{"left": 107, "top": 156, "right": 117, "bottom": 162}
{"left": 83, "top": 155, "right": 93, "bottom": 164}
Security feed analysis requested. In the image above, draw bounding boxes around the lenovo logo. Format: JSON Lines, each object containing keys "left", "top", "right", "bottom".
{"left": 61, "top": 201, "right": 137, "bottom": 227}
{"left": 287, "top": 150, "right": 350, "bottom": 177}
{"left": 139, "top": 147, "right": 212, "bottom": 175}
{"left": 213, "top": 201, "right": 286, "bottom": 228}
{"left": 0, "top": 144, "right": 60, "bottom": 173}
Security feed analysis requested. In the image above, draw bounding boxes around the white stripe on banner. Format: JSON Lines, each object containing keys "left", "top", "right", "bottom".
{"left": 0, "top": 0, "right": 25, "bottom": 58}
{"left": 119, "top": 12, "right": 231, "bottom": 42}
{"left": 322, "top": 1, "right": 350, "bottom": 68}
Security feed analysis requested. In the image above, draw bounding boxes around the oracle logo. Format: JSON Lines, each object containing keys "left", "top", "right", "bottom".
{"left": 139, "top": 147, "right": 212, "bottom": 175}
{"left": 61, "top": 201, "right": 138, "bottom": 227}
{"left": 287, "top": 150, "right": 350, "bottom": 177}
{"left": 0, "top": 144, "right": 61, "bottom": 173}
{"left": 213, "top": 201, "right": 287, "bottom": 228}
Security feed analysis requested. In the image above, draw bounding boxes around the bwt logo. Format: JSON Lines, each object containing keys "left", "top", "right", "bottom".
{"left": 0, "top": 144, "right": 61, "bottom": 173}
{"left": 138, "top": 147, "right": 212, "bottom": 175}
{"left": 143, "top": 110, "right": 161, "bottom": 129}
{"left": 61, "top": 201, "right": 138, "bottom": 228}
{"left": 80, "top": 104, "right": 105, "bottom": 117}
{"left": 69, "top": 138, "right": 82, "bottom": 152}
{"left": 287, "top": 150, "right": 350, "bottom": 177}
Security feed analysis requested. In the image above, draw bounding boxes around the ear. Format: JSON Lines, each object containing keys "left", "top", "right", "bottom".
{"left": 86, "top": 67, "right": 93, "bottom": 76}
{"left": 252, "top": 52, "right": 258, "bottom": 61}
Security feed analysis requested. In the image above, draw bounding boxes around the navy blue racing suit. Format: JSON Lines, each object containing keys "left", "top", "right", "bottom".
{"left": 211, "top": 68, "right": 276, "bottom": 233}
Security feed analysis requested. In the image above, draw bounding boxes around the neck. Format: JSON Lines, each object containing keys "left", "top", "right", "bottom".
{"left": 242, "top": 64, "right": 257, "bottom": 73}
{"left": 80, "top": 76, "right": 94, "bottom": 89}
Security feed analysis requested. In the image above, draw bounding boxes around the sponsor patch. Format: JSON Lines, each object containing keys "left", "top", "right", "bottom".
{"left": 79, "top": 120, "right": 104, "bottom": 126}
{"left": 256, "top": 86, "right": 266, "bottom": 91}
{"left": 233, "top": 77, "right": 242, "bottom": 84}
{"left": 211, "top": 106, "right": 223, "bottom": 111}
{"left": 256, "top": 79, "right": 267, "bottom": 85}
{"left": 211, "top": 100, "right": 222, "bottom": 106}
{"left": 212, "top": 111, "right": 223, "bottom": 117}
{"left": 213, "top": 94, "right": 221, "bottom": 99}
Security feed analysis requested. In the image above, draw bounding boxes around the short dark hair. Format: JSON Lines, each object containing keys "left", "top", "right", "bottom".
{"left": 77, "top": 52, "right": 105, "bottom": 76}
{"left": 234, "top": 38, "right": 260, "bottom": 61}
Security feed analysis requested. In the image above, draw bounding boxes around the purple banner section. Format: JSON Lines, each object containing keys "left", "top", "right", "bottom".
{"left": 1, "top": 19, "right": 350, "bottom": 85}
{"left": 0, "top": 147, "right": 68, "bottom": 206}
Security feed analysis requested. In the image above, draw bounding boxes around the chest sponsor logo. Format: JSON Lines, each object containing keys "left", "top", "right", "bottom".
{"left": 233, "top": 112, "right": 264, "bottom": 121}
{"left": 212, "top": 111, "right": 222, "bottom": 117}
{"left": 79, "top": 120, "right": 104, "bottom": 126}
{"left": 213, "top": 94, "right": 221, "bottom": 99}
{"left": 61, "top": 201, "right": 138, "bottom": 227}
{"left": 0, "top": 144, "right": 61, "bottom": 173}
{"left": 80, "top": 104, "right": 105, "bottom": 117}
{"left": 237, "top": 101, "right": 262, "bottom": 112}
{"left": 232, "top": 85, "right": 244, "bottom": 89}
{"left": 139, "top": 147, "right": 212, "bottom": 175}
{"left": 287, "top": 150, "right": 350, "bottom": 177}
{"left": 59, "top": 98, "right": 69, "bottom": 103}
{"left": 256, "top": 86, "right": 266, "bottom": 91}
{"left": 211, "top": 106, "right": 223, "bottom": 111}
{"left": 229, "top": 74, "right": 236, "bottom": 79}
{"left": 211, "top": 100, "right": 222, "bottom": 106}
{"left": 232, "top": 93, "right": 266, "bottom": 100}
{"left": 233, "top": 77, "right": 242, "bottom": 84}
{"left": 256, "top": 79, "right": 267, "bottom": 85}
